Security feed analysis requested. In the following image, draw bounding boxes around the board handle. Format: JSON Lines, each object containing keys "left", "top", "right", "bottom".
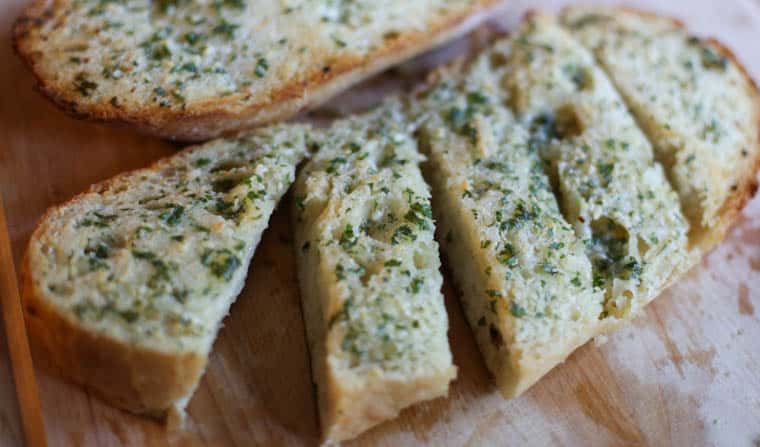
{"left": 0, "top": 193, "right": 47, "bottom": 447}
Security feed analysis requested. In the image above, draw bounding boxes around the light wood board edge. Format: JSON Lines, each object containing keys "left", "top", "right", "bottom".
{"left": 0, "top": 193, "right": 47, "bottom": 447}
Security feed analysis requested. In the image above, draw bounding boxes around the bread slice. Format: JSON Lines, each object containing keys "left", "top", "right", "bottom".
{"left": 415, "top": 80, "right": 604, "bottom": 397}
{"left": 13, "top": 0, "right": 502, "bottom": 141}
{"left": 292, "top": 100, "right": 455, "bottom": 443}
{"left": 562, "top": 6, "right": 760, "bottom": 251}
{"left": 21, "top": 125, "right": 308, "bottom": 423}
{"left": 413, "top": 12, "right": 696, "bottom": 397}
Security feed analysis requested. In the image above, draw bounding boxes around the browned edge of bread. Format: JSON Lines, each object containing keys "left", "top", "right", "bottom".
{"left": 12, "top": 0, "right": 505, "bottom": 141}
{"left": 700, "top": 37, "right": 760, "bottom": 251}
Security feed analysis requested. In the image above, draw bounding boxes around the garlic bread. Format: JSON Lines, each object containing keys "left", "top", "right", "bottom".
{"left": 416, "top": 82, "right": 603, "bottom": 398}
{"left": 562, "top": 6, "right": 760, "bottom": 251}
{"left": 292, "top": 101, "right": 455, "bottom": 443}
{"left": 13, "top": 0, "right": 501, "bottom": 141}
{"left": 412, "top": 12, "right": 698, "bottom": 398}
{"left": 22, "top": 125, "right": 308, "bottom": 422}
{"left": 497, "top": 13, "right": 692, "bottom": 320}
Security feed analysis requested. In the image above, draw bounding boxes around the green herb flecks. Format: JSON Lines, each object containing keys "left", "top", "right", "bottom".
{"left": 201, "top": 249, "right": 241, "bottom": 281}
{"left": 160, "top": 204, "right": 184, "bottom": 226}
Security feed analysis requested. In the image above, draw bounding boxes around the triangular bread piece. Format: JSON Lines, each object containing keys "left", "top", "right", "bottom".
{"left": 292, "top": 101, "right": 456, "bottom": 443}
{"left": 22, "top": 125, "right": 308, "bottom": 422}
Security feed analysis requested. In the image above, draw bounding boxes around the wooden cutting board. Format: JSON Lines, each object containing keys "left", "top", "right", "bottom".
{"left": 1, "top": 1, "right": 759, "bottom": 445}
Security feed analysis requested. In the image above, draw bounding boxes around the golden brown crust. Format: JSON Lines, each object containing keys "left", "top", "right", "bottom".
{"left": 13, "top": 0, "right": 504, "bottom": 141}
{"left": 697, "top": 37, "right": 760, "bottom": 252}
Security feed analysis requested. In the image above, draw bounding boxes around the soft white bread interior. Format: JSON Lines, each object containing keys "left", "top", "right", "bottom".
{"left": 416, "top": 80, "right": 604, "bottom": 397}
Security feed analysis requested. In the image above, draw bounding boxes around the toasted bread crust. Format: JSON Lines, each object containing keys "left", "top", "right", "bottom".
{"left": 13, "top": 0, "right": 503, "bottom": 141}
{"left": 699, "top": 37, "right": 760, "bottom": 250}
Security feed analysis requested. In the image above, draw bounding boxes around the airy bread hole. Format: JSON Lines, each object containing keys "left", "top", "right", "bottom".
{"left": 211, "top": 172, "right": 253, "bottom": 193}
{"left": 526, "top": 110, "right": 580, "bottom": 234}
{"left": 413, "top": 250, "right": 431, "bottom": 270}
{"left": 587, "top": 218, "right": 639, "bottom": 319}
{"left": 605, "top": 290, "right": 634, "bottom": 319}
{"left": 563, "top": 64, "right": 594, "bottom": 91}
{"left": 527, "top": 105, "right": 584, "bottom": 154}
{"left": 554, "top": 104, "right": 584, "bottom": 139}
{"left": 489, "top": 51, "right": 508, "bottom": 69}
{"left": 210, "top": 159, "right": 248, "bottom": 173}
{"left": 637, "top": 236, "right": 651, "bottom": 257}
{"left": 588, "top": 217, "right": 630, "bottom": 276}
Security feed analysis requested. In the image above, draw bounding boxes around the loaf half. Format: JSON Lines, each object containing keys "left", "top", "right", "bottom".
{"left": 22, "top": 125, "right": 308, "bottom": 422}
{"left": 13, "top": 0, "right": 502, "bottom": 141}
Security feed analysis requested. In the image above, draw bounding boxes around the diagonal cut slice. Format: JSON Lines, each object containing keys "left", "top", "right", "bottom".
{"left": 292, "top": 100, "right": 456, "bottom": 443}
{"left": 22, "top": 125, "right": 309, "bottom": 423}
{"left": 412, "top": 11, "right": 697, "bottom": 398}
{"left": 416, "top": 81, "right": 603, "bottom": 397}
{"left": 496, "top": 13, "right": 692, "bottom": 321}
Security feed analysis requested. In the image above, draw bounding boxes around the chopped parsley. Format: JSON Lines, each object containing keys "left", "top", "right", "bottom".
{"left": 391, "top": 225, "right": 416, "bottom": 245}
{"left": 201, "top": 249, "right": 241, "bottom": 281}
{"left": 159, "top": 204, "right": 184, "bottom": 226}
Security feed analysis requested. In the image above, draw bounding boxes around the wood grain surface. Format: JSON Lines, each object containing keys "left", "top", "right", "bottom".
{"left": 2, "top": 1, "right": 760, "bottom": 446}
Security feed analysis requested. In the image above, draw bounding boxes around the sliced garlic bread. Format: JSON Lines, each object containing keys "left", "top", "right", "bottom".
{"left": 292, "top": 101, "right": 455, "bottom": 443}
{"left": 415, "top": 82, "right": 603, "bottom": 397}
{"left": 412, "top": 12, "right": 696, "bottom": 397}
{"left": 562, "top": 6, "right": 760, "bottom": 251}
{"left": 496, "top": 13, "right": 692, "bottom": 321}
{"left": 13, "top": 0, "right": 501, "bottom": 141}
{"left": 22, "top": 126, "right": 308, "bottom": 422}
